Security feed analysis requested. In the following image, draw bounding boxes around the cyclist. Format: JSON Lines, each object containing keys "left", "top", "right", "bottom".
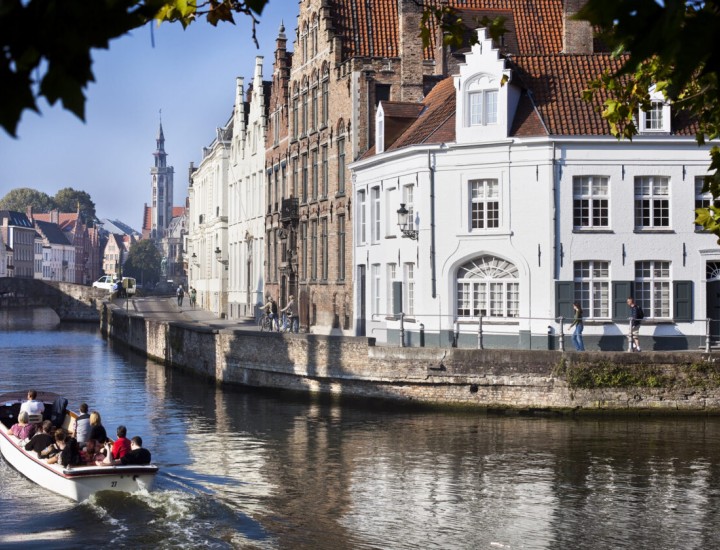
{"left": 262, "top": 295, "right": 279, "bottom": 331}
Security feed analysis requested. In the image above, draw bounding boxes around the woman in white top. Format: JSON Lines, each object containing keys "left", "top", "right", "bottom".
{"left": 19, "top": 390, "right": 45, "bottom": 417}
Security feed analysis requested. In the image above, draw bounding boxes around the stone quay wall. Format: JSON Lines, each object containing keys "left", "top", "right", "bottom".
{"left": 103, "top": 305, "right": 720, "bottom": 414}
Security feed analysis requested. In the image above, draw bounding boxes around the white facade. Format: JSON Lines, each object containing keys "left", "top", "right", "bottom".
{"left": 0, "top": 231, "right": 6, "bottom": 278}
{"left": 227, "top": 57, "right": 268, "bottom": 320}
{"left": 187, "top": 124, "right": 231, "bottom": 317}
{"left": 351, "top": 30, "right": 718, "bottom": 350}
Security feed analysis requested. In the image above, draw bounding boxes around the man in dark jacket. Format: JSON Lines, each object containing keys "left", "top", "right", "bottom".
{"left": 24, "top": 420, "right": 54, "bottom": 455}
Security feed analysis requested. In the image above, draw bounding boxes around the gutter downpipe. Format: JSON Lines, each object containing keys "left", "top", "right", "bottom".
{"left": 429, "top": 150, "right": 437, "bottom": 298}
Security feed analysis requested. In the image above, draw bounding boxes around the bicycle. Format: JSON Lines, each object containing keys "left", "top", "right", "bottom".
{"left": 258, "top": 313, "right": 275, "bottom": 332}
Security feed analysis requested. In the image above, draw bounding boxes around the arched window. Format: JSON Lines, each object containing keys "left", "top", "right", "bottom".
{"left": 465, "top": 74, "right": 499, "bottom": 127}
{"left": 321, "top": 64, "right": 330, "bottom": 125}
{"left": 456, "top": 255, "right": 519, "bottom": 318}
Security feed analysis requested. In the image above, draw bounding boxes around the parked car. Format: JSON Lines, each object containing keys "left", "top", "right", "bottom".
{"left": 92, "top": 275, "right": 115, "bottom": 291}
{"left": 91, "top": 276, "right": 136, "bottom": 296}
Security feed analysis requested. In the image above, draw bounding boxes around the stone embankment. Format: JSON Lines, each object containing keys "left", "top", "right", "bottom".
{"left": 103, "top": 304, "right": 720, "bottom": 414}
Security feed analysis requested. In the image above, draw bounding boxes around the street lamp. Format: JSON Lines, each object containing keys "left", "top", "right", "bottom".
{"left": 396, "top": 203, "right": 418, "bottom": 240}
{"left": 214, "top": 247, "right": 228, "bottom": 266}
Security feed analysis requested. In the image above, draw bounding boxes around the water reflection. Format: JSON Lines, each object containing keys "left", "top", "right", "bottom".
{"left": 3, "top": 327, "right": 720, "bottom": 548}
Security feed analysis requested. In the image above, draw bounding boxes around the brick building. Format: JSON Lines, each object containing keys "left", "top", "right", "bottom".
{"left": 264, "top": 0, "right": 432, "bottom": 335}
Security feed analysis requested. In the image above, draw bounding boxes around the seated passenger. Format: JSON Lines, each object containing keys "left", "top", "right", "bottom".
{"left": 19, "top": 390, "right": 45, "bottom": 417}
{"left": 99, "top": 436, "right": 151, "bottom": 466}
{"left": 58, "top": 436, "right": 82, "bottom": 467}
{"left": 80, "top": 438, "right": 105, "bottom": 465}
{"left": 41, "top": 429, "right": 67, "bottom": 463}
{"left": 24, "top": 420, "right": 54, "bottom": 456}
{"left": 88, "top": 411, "right": 108, "bottom": 444}
{"left": 7, "top": 411, "right": 36, "bottom": 441}
{"left": 110, "top": 425, "right": 131, "bottom": 460}
{"left": 73, "top": 403, "right": 90, "bottom": 446}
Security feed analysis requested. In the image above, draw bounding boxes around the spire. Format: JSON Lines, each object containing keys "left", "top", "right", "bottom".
{"left": 154, "top": 110, "right": 167, "bottom": 169}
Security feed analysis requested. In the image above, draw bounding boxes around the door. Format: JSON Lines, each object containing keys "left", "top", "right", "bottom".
{"left": 357, "top": 265, "right": 366, "bottom": 336}
{"left": 707, "top": 279, "right": 720, "bottom": 340}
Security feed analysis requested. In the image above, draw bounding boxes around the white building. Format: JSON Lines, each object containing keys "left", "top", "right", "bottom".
{"left": 350, "top": 29, "right": 717, "bottom": 350}
{"left": 227, "top": 57, "right": 269, "bottom": 320}
{"left": 0, "top": 230, "right": 6, "bottom": 278}
{"left": 187, "top": 123, "right": 231, "bottom": 317}
{"left": 34, "top": 219, "right": 75, "bottom": 282}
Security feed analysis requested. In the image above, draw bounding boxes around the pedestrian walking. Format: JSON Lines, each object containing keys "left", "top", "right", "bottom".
{"left": 627, "top": 297, "right": 643, "bottom": 351}
{"left": 176, "top": 284, "right": 185, "bottom": 307}
{"left": 569, "top": 302, "right": 585, "bottom": 351}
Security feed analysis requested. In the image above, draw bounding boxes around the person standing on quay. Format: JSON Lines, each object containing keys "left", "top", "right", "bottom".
{"left": 627, "top": 297, "right": 642, "bottom": 352}
{"left": 176, "top": 284, "right": 184, "bottom": 307}
{"left": 568, "top": 302, "right": 585, "bottom": 351}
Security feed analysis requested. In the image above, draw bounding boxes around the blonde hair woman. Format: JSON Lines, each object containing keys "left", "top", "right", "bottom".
{"left": 88, "top": 411, "right": 108, "bottom": 444}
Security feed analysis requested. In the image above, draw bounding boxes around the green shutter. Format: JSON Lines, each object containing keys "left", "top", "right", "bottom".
{"left": 673, "top": 280, "right": 693, "bottom": 321}
{"left": 555, "top": 281, "right": 574, "bottom": 320}
{"left": 612, "top": 281, "right": 633, "bottom": 321}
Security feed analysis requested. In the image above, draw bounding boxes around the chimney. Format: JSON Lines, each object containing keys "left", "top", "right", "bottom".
{"left": 398, "top": 0, "right": 425, "bottom": 102}
{"left": 564, "top": 0, "right": 593, "bottom": 54}
{"left": 51, "top": 209, "right": 59, "bottom": 224}
{"left": 26, "top": 205, "right": 33, "bottom": 222}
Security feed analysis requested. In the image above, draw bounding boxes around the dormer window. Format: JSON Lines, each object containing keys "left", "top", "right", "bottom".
{"left": 469, "top": 90, "right": 498, "bottom": 126}
{"left": 639, "top": 86, "right": 671, "bottom": 133}
{"left": 465, "top": 74, "right": 500, "bottom": 127}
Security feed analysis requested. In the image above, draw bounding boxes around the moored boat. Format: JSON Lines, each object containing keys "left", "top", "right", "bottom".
{"left": 0, "top": 391, "right": 158, "bottom": 502}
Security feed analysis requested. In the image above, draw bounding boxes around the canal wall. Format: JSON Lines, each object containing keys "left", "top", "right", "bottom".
{"left": 102, "top": 305, "right": 720, "bottom": 414}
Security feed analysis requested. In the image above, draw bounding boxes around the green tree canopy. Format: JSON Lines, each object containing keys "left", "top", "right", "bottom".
{"left": 1, "top": 0, "right": 268, "bottom": 137}
{"left": 123, "top": 238, "right": 162, "bottom": 285}
{"left": 0, "top": 188, "right": 56, "bottom": 213}
{"left": 53, "top": 187, "right": 97, "bottom": 224}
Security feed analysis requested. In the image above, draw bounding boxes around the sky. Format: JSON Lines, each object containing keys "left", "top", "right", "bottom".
{"left": 0, "top": 1, "right": 291, "bottom": 233}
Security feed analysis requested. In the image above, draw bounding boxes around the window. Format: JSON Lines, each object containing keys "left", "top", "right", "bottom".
{"left": 371, "top": 264, "right": 381, "bottom": 315}
{"left": 338, "top": 215, "right": 346, "bottom": 281}
{"left": 311, "top": 149, "right": 318, "bottom": 200}
{"left": 402, "top": 185, "right": 414, "bottom": 232}
{"left": 292, "top": 97, "right": 298, "bottom": 139}
{"left": 321, "top": 217, "right": 328, "bottom": 280}
{"left": 695, "top": 176, "right": 719, "bottom": 230}
{"left": 635, "top": 260, "right": 670, "bottom": 318}
{"left": 468, "top": 90, "right": 498, "bottom": 126}
{"left": 337, "top": 137, "right": 346, "bottom": 194}
{"left": 357, "top": 190, "right": 366, "bottom": 244}
{"left": 311, "top": 84, "right": 318, "bottom": 131}
{"left": 643, "top": 102, "right": 664, "bottom": 130}
{"left": 574, "top": 261, "right": 609, "bottom": 318}
{"left": 273, "top": 110, "right": 280, "bottom": 146}
{"left": 281, "top": 164, "right": 287, "bottom": 200}
{"left": 375, "top": 83, "right": 391, "bottom": 106}
{"left": 301, "top": 89, "right": 308, "bottom": 135}
{"left": 311, "top": 219, "right": 318, "bottom": 280}
{"left": 292, "top": 157, "right": 299, "bottom": 198}
{"left": 300, "top": 221, "right": 308, "bottom": 279}
{"left": 404, "top": 263, "right": 415, "bottom": 316}
{"left": 573, "top": 176, "right": 609, "bottom": 229}
{"left": 635, "top": 176, "right": 669, "bottom": 228}
{"left": 386, "top": 263, "right": 397, "bottom": 313}
{"left": 321, "top": 145, "right": 328, "bottom": 198}
{"left": 371, "top": 186, "right": 381, "bottom": 242}
{"left": 301, "top": 153, "right": 308, "bottom": 202}
{"left": 321, "top": 71, "right": 329, "bottom": 124}
{"left": 456, "top": 256, "right": 519, "bottom": 318}
{"left": 470, "top": 179, "right": 499, "bottom": 229}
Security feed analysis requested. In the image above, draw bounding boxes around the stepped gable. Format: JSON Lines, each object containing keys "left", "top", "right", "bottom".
{"left": 509, "top": 54, "right": 698, "bottom": 136}
{"left": 332, "top": 0, "right": 562, "bottom": 60}
{"left": 385, "top": 76, "right": 456, "bottom": 152}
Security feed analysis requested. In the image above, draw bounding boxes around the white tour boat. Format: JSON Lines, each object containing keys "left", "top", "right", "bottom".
{"left": 0, "top": 391, "right": 158, "bottom": 502}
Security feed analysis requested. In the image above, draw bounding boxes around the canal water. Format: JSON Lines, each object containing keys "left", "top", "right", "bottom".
{"left": 2, "top": 322, "right": 720, "bottom": 549}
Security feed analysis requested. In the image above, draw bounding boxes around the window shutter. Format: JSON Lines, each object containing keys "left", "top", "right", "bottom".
{"left": 673, "top": 281, "right": 693, "bottom": 321}
{"left": 555, "top": 281, "right": 574, "bottom": 320}
{"left": 612, "top": 281, "right": 633, "bottom": 321}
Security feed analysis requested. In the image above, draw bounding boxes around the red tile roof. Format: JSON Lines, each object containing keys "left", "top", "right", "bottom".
{"left": 172, "top": 206, "right": 186, "bottom": 218}
{"left": 333, "top": 0, "right": 564, "bottom": 60}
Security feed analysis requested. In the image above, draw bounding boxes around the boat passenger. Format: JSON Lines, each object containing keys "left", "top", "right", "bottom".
{"left": 109, "top": 425, "right": 131, "bottom": 460}
{"left": 58, "top": 436, "right": 82, "bottom": 467}
{"left": 88, "top": 411, "right": 108, "bottom": 444}
{"left": 80, "top": 438, "right": 105, "bottom": 465}
{"left": 41, "top": 429, "right": 67, "bottom": 463}
{"left": 99, "top": 436, "right": 151, "bottom": 466}
{"left": 73, "top": 403, "right": 90, "bottom": 446}
{"left": 19, "top": 390, "right": 45, "bottom": 417}
{"left": 7, "top": 411, "right": 36, "bottom": 441}
{"left": 24, "top": 420, "right": 54, "bottom": 455}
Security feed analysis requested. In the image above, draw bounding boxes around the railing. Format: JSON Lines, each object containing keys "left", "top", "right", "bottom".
{"left": 369, "top": 312, "right": 715, "bottom": 352}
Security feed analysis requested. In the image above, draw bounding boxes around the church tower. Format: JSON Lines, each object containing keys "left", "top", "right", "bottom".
{"left": 150, "top": 119, "right": 174, "bottom": 239}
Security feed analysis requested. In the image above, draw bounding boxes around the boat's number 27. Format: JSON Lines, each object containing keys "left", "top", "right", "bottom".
{"left": 111, "top": 481, "right": 117, "bottom": 487}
